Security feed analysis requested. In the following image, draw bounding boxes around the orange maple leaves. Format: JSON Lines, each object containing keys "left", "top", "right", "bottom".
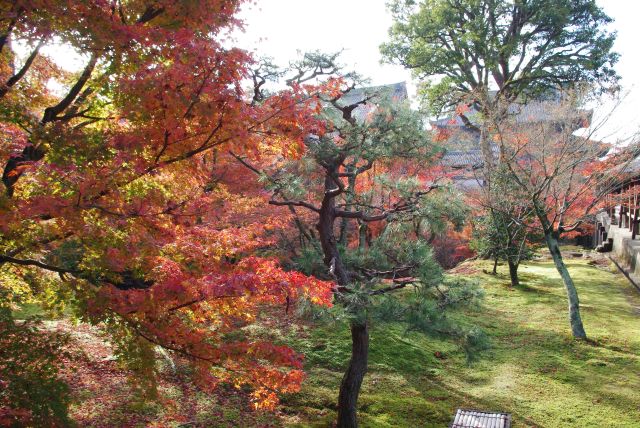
{"left": 91, "top": 255, "right": 332, "bottom": 409}
{"left": 0, "top": 0, "right": 335, "bottom": 412}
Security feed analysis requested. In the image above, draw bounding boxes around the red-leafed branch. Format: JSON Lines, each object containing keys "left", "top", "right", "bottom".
{"left": 0, "top": 41, "right": 43, "bottom": 98}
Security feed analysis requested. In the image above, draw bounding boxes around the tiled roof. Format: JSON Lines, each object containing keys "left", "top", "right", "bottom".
{"left": 614, "top": 154, "right": 640, "bottom": 177}
{"left": 339, "top": 81, "right": 408, "bottom": 106}
{"left": 338, "top": 82, "right": 408, "bottom": 122}
{"left": 450, "top": 409, "right": 512, "bottom": 428}
{"left": 433, "top": 94, "right": 591, "bottom": 170}
{"left": 431, "top": 98, "right": 591, "bottom": 129}
{"left": 601, "top": 152, "right": 640, "bottom": 191}
{"left": 440, "top": 149, "right": 484, "bottom": 168}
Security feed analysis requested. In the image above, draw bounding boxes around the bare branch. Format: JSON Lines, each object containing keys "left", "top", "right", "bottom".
{"left": 0, "top": 41, "right": 43, "bottom": 98}
{"left": 268, "top": 199, "right": 320, "bottom": 213}
{"left": 0, "top": 254, "right": 78, "bottom": 275}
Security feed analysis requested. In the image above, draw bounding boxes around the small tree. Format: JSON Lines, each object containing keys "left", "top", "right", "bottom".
{"left": 471, "top": 214, "right": 531, "bottom": 285}
{"left": 494, "top": 92, "right": 621, "bottom": 339}
{"left": 240, "top": 53, "right": 484, "bottom": 428}
{"left": 471, "top": 166, "right": 535, "bottom": 286}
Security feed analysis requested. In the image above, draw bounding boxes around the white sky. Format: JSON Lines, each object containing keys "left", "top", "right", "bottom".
{"left": 233, "top": 0, "right": 410, "bottom": 86}
{"left": 234, "top": 0, "right": 640, "bottom": 144}
{"left": 23, "top": 0, "right": 640, "bottom": 145}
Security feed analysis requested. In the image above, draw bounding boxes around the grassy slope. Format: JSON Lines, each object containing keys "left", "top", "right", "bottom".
{"left": 282, "top": 257, "right": 640, "bottom": 427}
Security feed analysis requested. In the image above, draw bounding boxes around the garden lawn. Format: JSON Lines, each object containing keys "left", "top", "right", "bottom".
{"left": 282, "top": 256, "right": 640, "bottom": 427}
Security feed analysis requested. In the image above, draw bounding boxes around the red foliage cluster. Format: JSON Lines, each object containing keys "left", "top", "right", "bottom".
{"left": 431, "top": 229, "right": 476, "bottom": 269}
{"left": 0, "top": 0, "right": 337, "bottom": 412}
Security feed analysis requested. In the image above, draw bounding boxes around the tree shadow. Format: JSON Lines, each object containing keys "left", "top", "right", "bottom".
{"left": 366, "top": 260, "right": 640, "bottom": 427}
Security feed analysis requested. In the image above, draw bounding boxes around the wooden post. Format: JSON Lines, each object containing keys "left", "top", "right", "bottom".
{"left": 619, "top": 187, "right": 624, "bottom": 227}
{"left": 629, "top": 185, "right": 633, "bottom": 231}
{"left": 633, "top": 184, "right": 639, "bottom": 239}
{"left": 611, "top": 192, "right": 616, "bottom": 224}
{"left": 625, "top": 184, "right": 629, "bottom": 228}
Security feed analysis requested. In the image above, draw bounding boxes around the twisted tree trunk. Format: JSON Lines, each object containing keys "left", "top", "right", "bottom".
{"left": 337, "top": 322, "right": 369, "bottom": 428}
{"left": 316, "top": 167, "right": 369, "bottom": 427}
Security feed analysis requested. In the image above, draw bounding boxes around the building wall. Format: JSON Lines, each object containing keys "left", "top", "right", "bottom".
{"left": 598, "top": 212, "right": 640, "bottom": 279}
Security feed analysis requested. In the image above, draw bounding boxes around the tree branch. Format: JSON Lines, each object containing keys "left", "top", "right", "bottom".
{"left": 137, "top": 6, "right": 165, "bottom": 24}
{"left": 370, "top": 279, "right": 417, "bottom": 296}
{"left": 42, "top": 53, "right": 98, "bottom": 124}
{"left": 0, "top": 41, "right": 43, "bottom": 98}
{"left": 268, "top": 199, "right": 320, "bottom": 213}
{"left": 0, "top": 254, "right": 78, "bottom": 275}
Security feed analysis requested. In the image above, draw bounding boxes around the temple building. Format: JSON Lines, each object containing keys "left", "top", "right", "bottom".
{"left": 594, "top": 153, "right": 640, "bottom": 285}
{"left": 337, "top": 81, "right": 408, "bottom": 120}
{"left": 432, "top": 93, "right": 592, "bottom": 189}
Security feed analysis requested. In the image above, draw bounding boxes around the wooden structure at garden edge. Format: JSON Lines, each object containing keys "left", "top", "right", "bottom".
{"left": 594, "top": 156, "right": 640, "bottom": 250}
{"left": 449, "top": 408, "right": 512, "bottom": 428}
{"left": 593, "top": 155, "right": 640, "bottom": 289}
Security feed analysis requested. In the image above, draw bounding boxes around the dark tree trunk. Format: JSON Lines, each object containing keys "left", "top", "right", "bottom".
{"left": 2, "top": 144, "right": 44, "bottom": 196}
{"left": 337, "top": 321, "right": 369, "bottom": 428}
{"left": 507, "top": 259, "right": 519, "bottom": 287}
{"left": 358, "top": 221, "right": 367, "bottom": 250}
{"left": 338, "top": 167, "right": 356, "bottom": 245}
{"left": 339, "top": 216, "right": 348, "bottom": 245}
{"left": 317, "top": 180, "right": 349, "bottom": 285}
{"left": 492, "top": 257, "right": 498, "bottom": 275}
{"left": 314, "top": 168, "right": 370, "bottom": 427}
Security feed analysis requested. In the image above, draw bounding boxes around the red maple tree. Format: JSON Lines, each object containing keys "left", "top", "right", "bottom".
{"left": 0, "top": 0, "right": 333, "bottom": 422}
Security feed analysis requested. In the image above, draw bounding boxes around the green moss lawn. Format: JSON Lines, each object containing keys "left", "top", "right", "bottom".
{"left": 282, "top": 256, "right": 640, "bottom": 427}
{"left": 15, "top": 254, "right": 640, "bottom": 427}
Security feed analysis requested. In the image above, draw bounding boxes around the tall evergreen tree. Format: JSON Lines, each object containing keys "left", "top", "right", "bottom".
{"left": 241, "top": 52, "right": 484, "bottom": 427}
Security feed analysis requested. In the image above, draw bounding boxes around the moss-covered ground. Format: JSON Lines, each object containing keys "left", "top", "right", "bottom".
{"left": 14, "top": 254, "right": 640, "bottom": 427}
{"left": 282, "top": 256, "right": 640, "bottom": 427}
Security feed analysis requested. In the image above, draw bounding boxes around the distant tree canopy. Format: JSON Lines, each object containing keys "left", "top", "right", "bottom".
{"left": 382, "top": 0, "right": 621, "bottom": 341}
{"left": 381, "top": 0, "right": 619, "bottom": 115}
